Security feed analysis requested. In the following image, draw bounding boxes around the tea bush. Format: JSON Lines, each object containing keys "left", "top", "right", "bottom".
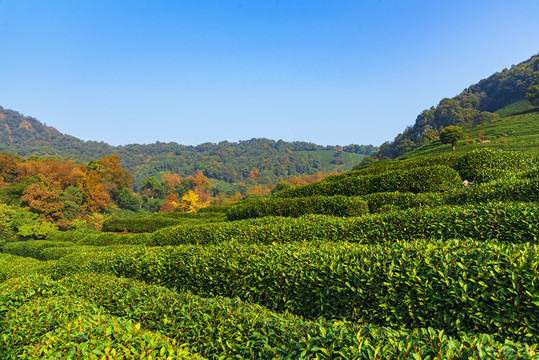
{"left": 40, "top": 238, "right": 539, "bottom": 343}
{"left": 226, "top": 195, "right": 369, "bottom": 220}
{"left": 146, "top": 202, "right": 539, "bottom": 247}
{"left": 1, "top": 273, "right": 536, "bottom": 359}
{"left": 2, "top": 240, "right": 74, "bottom": 261}
{"left": 275, "top": 165, "right": 461, "bottom": 198}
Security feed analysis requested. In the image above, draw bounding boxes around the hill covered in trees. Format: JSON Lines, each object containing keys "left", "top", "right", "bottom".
{"left": 377, "top": 54, "right": 539, "bottom": 159}
{"left": 0, "top": 107, "right": 376, "bottom": 188}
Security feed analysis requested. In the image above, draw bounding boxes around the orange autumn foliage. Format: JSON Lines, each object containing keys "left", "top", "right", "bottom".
{"left": 246, "top": 184, "right": 271, "bottom": 197}
{"left": 159, "top": 193, "right": 180, "bottom": 213}
{"left": 99, "top": 154, "right": 133, "bottom": 189}
{"left": 16, "top": 158, "right": 77, "bottom": 189}
{"left": 161, "top": 173, "right": 183, "bottom": 194}
{"left": 21, "top": 183, "right": 65, "bottom": 223}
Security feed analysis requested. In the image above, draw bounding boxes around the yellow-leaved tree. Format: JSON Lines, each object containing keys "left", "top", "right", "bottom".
{"left": 178, "top": 190, "right": 201, "bottom": 213}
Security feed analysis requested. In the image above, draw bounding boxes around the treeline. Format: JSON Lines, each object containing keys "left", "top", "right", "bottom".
{"left": 377, "top": 54, "right": 539, "bottom": 159}
{"left": 0, "top": 107, "right": 376, "bottom": 187}
{"left": 0, "top": 153, "right": 136, "bottom": 231}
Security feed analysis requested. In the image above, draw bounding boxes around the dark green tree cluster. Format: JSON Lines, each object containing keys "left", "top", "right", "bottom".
{"left": 526, "top": 84, "right": 539, "bottom": 107}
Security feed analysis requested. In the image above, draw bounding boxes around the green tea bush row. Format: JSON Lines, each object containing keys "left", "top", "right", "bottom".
{"left": 365, "top": 177, "right": 539, "bottom": 213}
{"left": 455, "top": 149, "right": 537, "bottom": 182}
{"left": 102, "top": 212, "right": 226, "bottom": 233}
{"left": 2, "top": 240, "right": 136, "bottom": 261}
{"left": 195, "top": 204, "right": 230, "bottom": 213}
{"left": 349, "top": 152, "right": 460, "bottom": 178}
{"left": 47, "top": 230, "right": 149, "bottom": 247}
{"left": 349, "top": 149, "right": 535, "bottom": 182}
{"left": 3, "top": 273, "right": 536, "bottom": 359}
{"left": 0, "top": 253, "right": 44, "bottom": 282}
{"left": 363, "top": 192, "right": 443, "bottom": 213}
{"left": 45, "top": 229, "right": 98, "bottom": 243}
{"left": 2, "top": 240, "right": 74, "bottom": 261}
{"left": 146, "top": 202, "right": 539, "bottom": 247}
{"left": 275, "top": 165, "right": 461, "bottom": 198}
{"left": 102, "top": 216, "right": 182, "bottom": 233}
{"left": 0, "top": 289, "right": 199, "bottom": 359}
{"left": 41, "top": 239, "right": 539, "bottom": 343}
{"left": 226, "top": 196, "right": 369, "bottom": 221}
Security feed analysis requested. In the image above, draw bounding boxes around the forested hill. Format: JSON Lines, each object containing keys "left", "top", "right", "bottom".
{"left": 377, "top": 54, "right": 539, "bottom": 159}
{"left": 0, "top": 106, "right": 376, "bottom": 186}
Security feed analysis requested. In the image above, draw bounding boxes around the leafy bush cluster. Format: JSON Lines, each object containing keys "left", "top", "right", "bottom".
{"left": 226, "top": 195, "right": 368, "bottom": 221}
{"left": 2, "top": 273, "right": 535, "bottom": 359}
{"left": 37, "top": 239, "right": 539, "bottom": 343}
{"left": 351, "top": 149, "right": 535, "bottom": 182}
{"left": 275, "top": 165, "right": 462, "bottom": 198}
{"left": 141, "top": 202, "right": 539, "bottom": 247}
{"left": 101, "top": 212, "right": 225, "bottom": 233}
{"left": 365, "top": 176, "right": 539, "bottom": 213}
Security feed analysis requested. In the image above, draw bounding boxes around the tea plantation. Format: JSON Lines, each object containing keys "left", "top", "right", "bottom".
{"left": 1, "top": 149, "right": 539, "bottom": 359}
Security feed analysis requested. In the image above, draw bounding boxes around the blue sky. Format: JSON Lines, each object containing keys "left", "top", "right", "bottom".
{"left": 1, "top": 0, "right": 538, "bottom": 147}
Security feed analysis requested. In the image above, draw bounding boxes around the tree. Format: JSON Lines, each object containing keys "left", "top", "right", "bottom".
{"left": 526, "top": 84, "right": 539, "bottom": 106}
{"left": 178, "top": 190, "right": 201, "bottom": 213}
{"left": 140, "top": 176, "right": 165, "bottom": 199}
{"left": 439, "top": 126, "right": 464, "bottom": 151}
{"left": 21, "top": 183, "right": 65, "bottom": 223}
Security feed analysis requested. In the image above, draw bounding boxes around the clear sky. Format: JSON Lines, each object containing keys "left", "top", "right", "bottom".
{"left": 1, "top": 0, "right": 538, "bottom": 147}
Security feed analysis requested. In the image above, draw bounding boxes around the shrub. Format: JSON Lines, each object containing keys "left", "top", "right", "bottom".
{"left": 3, "top": 273, "right": 536, "bottom": 359}
{"left": 2, "top": 240, "right": 74, "bottom": 261}
{"left": 226, "top": 196, "right": 369, "bottom": 220}
{"left": 276, "top": 165, "right": 461, "bottom": 198}
{"left": 40, "top": 239, "right": 539, "bottom": 343}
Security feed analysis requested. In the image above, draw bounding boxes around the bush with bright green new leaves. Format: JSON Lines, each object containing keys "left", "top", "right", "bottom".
{"left": 38, "top": 238, "right": 539, "bottom": 343}
{"left": 2, "top": 273, "right": 537, "bottom": 359}
{"left": 275, "top": 165, "right": 462, "bottom": 198}
{"left": 226, "top": 195, "right": 369, "bottom": 221}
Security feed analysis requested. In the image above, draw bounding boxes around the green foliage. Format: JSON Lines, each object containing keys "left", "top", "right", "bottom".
{"left": 115, "top": 187, "right": 142, "bottom": 211}
{"left": 0, "top": 203, "right": 57, "bottom": 249}
{"left": 439, "top": 125, "right": 464, "bottom": 150}
{"left": 0, "top": 287, "right": 199, "bottom": 359}
{"left": 102, "top": 212, "right": 225, "bottom": 233}
{"left": 400, "top": 110, "right": 539, "bottom": 159}
{"left": 377, "top": 54, "right": 539, "bottom": 158}
{"left": 0, "top": 253, "right": 44, "bottom": 282}
{"left": 3, "top": 273, "right": 535, "bottom": 359}
{"left": 103, "top": 202, "right": 539, "bottom": 248}
{"left": 195, "top": 204, "right": 229, "bottom": 213}
{"left": 226, "top": 196, "right": 369, "bottom": 220}
{"left": 275, "top": 165, "right": 461, "bottom": 198}
{"left": 39, "top": 238, "right": 539, "bottom": 343}
{"left": 496, "top": 100, "right": 531, "bottom": 117}
{"left": 3, "top": 240, "right": 75, "bottom": 261}
{"left": 102, "top": 216, "right": 181, "bottom": 233}
{"left": 526, "top": 84, "right": 539, "bottom": 106}
{"left": 355, "top": 148, "right": 535, "bottom": 183}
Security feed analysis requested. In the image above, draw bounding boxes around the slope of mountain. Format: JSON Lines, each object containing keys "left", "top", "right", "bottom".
{"left": 0, "top": 106, "right": 376, "bottom": 188}
{"left": 397, "top": 109, "right": 539, "bottom": 160}
{"left": 377, "top": 54, "right": 539, "bottom": 159}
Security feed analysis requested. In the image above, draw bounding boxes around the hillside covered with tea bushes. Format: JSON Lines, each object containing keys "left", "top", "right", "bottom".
{"left": 1, "top": 147, "right": 539, "bottom": 358}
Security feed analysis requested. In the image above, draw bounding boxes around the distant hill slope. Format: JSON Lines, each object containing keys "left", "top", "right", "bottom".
{"left": 377, "top": 54, "right": 539, "bottom": 159}
{"left": 0, "top": 106, "right": 376, "bottom": 187}
{"left": 398, "top": 109, "right": 539, "bottom": 160}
